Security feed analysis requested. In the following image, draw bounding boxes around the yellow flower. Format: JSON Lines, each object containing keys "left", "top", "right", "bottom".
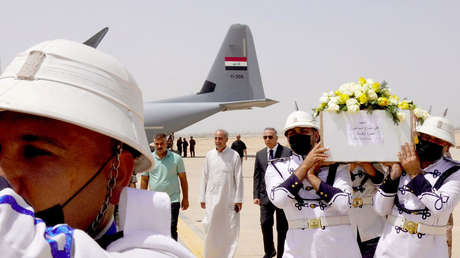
{"left": 334, "top": 90, "right": 341, "bottom": 96}
{"left": 358, "top": 94, "right": 368, "bottom": 104}
{"left": 378, "top": 97, "right": 389, "bottom": 106}
{"left": 398, "top": 101, "right": 410, "bottom": 110}
{"left": 359, "top": 77, "right": 366, "bottom": 85}
{"left": 315, "top": 108, "right": 321, "bottom": 116}
{"left": 316, "top": 102, "right": 326, "bottom": 111}
{"left": 315, "top": 103, "right": 327, "bottom": 115}
{"left": 339, "top": 93, "right": 349, "bottom": 104}
{"left": 372, "top": 82, "right": 380, "bottom": 92}
{"left": 413, "top": 135, "right": 419, "bottom": 144}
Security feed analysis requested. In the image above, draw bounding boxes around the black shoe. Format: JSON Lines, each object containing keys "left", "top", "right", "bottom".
{"left": 262, "top": 250, "right": 276, "bottom": 258}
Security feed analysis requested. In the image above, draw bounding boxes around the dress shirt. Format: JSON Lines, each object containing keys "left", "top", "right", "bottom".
{"left": 267, "top": 144, "right": 279, "bottom": 161}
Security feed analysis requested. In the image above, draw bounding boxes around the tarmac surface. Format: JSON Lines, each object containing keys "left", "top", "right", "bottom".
{"left": 168, "top": 134, "right": 460, "bottom": 257}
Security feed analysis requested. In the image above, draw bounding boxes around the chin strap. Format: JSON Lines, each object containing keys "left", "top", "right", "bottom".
{"left": 87, "top": 143, "right": 123, "bottom": 237}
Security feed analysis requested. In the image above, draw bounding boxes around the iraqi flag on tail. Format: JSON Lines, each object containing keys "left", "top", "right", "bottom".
{"left": 225, "top": 57, "right": 247, "bottom": 70}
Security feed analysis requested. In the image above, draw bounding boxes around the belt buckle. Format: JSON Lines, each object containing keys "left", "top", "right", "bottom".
{"left": 352, "top": 197, "right": 363, "bottom": 208}
{"left": 404, "top": 220, "right": 418, "bottom": 234}
{"left": 308, "top": 218, "right": 321, "bottom": 229}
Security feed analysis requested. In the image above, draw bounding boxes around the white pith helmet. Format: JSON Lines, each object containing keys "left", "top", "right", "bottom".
{"left": 283, "top": 111, "right": 320, "bottom": 136}
{"left": 416, "top": 116, "right": 455, "bottom": 146}
{"left": 0, "top": 39, "right": 153, "bottom": 172}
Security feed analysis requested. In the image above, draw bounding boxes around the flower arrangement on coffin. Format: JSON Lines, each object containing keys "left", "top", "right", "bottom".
{"left": 314, "top": 77, "right": 430, "bottom": 125}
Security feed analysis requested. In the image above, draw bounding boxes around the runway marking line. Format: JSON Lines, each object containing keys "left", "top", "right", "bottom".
{"left": 178, "top": 217, "right": 204, "bottom": 257}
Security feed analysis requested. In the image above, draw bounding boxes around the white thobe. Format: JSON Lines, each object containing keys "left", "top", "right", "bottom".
{"left": 0, "top": 186, "right": 195, "bottom": 258}
{"left": 199, "top": 147, "right": 243, "bottom": 258}
{"left": 374, "top": 157, "right": 460, "bottom": 258}
{"left": 265, "top": 154, "right": 361, "bottom": 258}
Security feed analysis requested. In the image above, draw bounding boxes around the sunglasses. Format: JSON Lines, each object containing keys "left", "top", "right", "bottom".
{"left": 263, "top": 135, "right": 274, "bottom": 139}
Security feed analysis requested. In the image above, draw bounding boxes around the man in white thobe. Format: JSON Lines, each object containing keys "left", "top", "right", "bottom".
{"left": 200, "top": 129, "right": 244, "bottom": 258}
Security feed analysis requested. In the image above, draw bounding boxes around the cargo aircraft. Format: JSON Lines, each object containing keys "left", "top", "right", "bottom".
{"left": 86, "top": 24, "right": 278, "bottom": 142}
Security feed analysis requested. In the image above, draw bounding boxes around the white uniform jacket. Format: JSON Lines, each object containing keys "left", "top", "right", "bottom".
{"left": 0, "top": 179, "right": 195, "bottom": 258}
{"left": 349, "top": 165, "right": 386, "bottom": 242}
{"left": 265, "top": 154, "right": 360, "bottom": 258}
{"left": 374, "top": 157, "right": 460, "bottom": 258}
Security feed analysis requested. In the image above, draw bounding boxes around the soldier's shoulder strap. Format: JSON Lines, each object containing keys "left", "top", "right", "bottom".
{"left": 269, "top": 157, "right": 290, "bottom": 180}
{"left": 268, "top": 156, "right": 290, "bottom": 163}
{"left": 433, "top": 165, "right": 460, "bottom": 190}
{"left": 326, "top": 163, "right": 339, "bottom": 185}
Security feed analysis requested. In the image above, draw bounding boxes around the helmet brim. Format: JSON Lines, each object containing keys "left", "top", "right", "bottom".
{"left": 0, "top": 77, "right": 153, "bottom": 172}
{"left": 283, "top": 122, "right": 319, "bottom": 136}
{"left": 416, "top": 127, "right": 455, "bottom": 146}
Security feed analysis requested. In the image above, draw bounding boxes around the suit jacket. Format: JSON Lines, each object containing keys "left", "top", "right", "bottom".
{"left": 253, "top": 144, "right": 292, "bottom": 205}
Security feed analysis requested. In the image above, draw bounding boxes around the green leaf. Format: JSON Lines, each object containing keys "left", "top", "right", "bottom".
{"left": 384, "top": 106, "right": 400, "bottom": 125}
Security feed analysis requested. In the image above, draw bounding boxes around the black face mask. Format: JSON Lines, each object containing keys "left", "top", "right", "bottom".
{"left": 416, "top": 139, "right": 444, "bottom": 162}
{"left": 35, "top": 152, "right": 115, "bottom": 227}
{"left": 35, "top": 204, "right": 65, "bottom": 226}
{"left": 288, "top": 134, "right": 312, "bottom": 156}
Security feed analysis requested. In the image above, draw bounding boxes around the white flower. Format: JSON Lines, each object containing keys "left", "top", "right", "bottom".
{"left": 414, "top": 108, "right": 430, "bottom": 120}
{"left": 389, "top": 95, "right": 399, "bottom": 105}
{"left": 346, "top": 98, "right": 360, "bottom": 112}
{"left": 350, "top": 82, "right": 362, "bottom": 93}
{"left": 397, "top": 112, "right": 406, "bottom": 122}
{"left": 346, "top": 98, "right": 358, "bottom": 106}
{"left": 362, "top": 83, "right": 371, "bottom": 92}
{"left": 362, "top": 79, "right": 374, "bottom": 91}
{"left": 353, "top": 89, "right": 364, "bottom": 98}
{"left": 367, "top": 89, "right": 378, "bottom": 100}
{"left": 328, "top": 91, "right": 335, "bottom": 97}
{"left": 319, "top": 92, "right": 329, "bottom": 104}
{"left": 348, "top": 104, "right": 360, "bottom": 113}
{"left": 329, "top": 96, "right": 339, "bottom": 104}
{"left": 381, "top": 88, "right": 392, "bottom": 97}
{"left": 339, "top": 83, "right": 354, "bottom": 96}
{"left": 327, "top": 102, "right": 340, "bottom": 112}
{"left": 364, "top": 78, "right": 376, "bottom": 91}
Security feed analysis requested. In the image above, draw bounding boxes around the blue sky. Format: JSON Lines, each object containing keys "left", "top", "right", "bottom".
{"left": 1, "top": 1, "right": 459, "bottom": 134}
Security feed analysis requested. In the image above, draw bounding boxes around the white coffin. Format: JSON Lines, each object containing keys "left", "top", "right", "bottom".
{"left": 320, "top": 110, "right": 414, "bottom": 162}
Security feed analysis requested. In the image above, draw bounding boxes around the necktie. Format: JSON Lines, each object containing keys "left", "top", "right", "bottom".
{"left": 269, "top": 149, "right": 274, "bottom": 160}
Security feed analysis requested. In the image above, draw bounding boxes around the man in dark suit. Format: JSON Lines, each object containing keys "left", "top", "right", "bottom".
{"left": 254, "top": 128, "right": 291, "bottom": 258}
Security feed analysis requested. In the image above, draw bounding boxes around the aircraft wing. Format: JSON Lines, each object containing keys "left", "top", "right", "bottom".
{"left": 219, "top": 98, "right": 278, "bottom": 111}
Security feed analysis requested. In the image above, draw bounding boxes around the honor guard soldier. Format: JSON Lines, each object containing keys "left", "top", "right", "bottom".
{"left": 0, "top": 33, "right": 193, "bottom": 257}
{"left": 374, "top": 116, "right": 459, "bottom": 258}
{"left": 265, "top": 111, "right": 361, "bottom": 258}
{"left": 348, "top": 163, "right": 386, "bottom": 258}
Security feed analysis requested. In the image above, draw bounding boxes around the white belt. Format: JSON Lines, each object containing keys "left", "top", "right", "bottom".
{"left": 351, "top": 196, "right": 373, "bottom": 208}
{"left": 289, "top": 216, "right": 350, "bottom": 230}
{"left": 387, "top": 215, "right": 447, "bottom": 235}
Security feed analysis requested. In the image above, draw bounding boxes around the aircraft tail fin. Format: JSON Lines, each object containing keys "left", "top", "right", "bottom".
{"left": 154, "top": 24, "right": 276, "bottom": 107}
{"left": 83, "top": 27, "right": 109, "bottom": 48}
{"left": 200, "top": 23, "right": 265, "bottom": 102}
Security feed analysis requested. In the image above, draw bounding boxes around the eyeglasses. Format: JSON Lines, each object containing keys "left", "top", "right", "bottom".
{"left": 263, "top": 136, "right": 274, "bottom": 139}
